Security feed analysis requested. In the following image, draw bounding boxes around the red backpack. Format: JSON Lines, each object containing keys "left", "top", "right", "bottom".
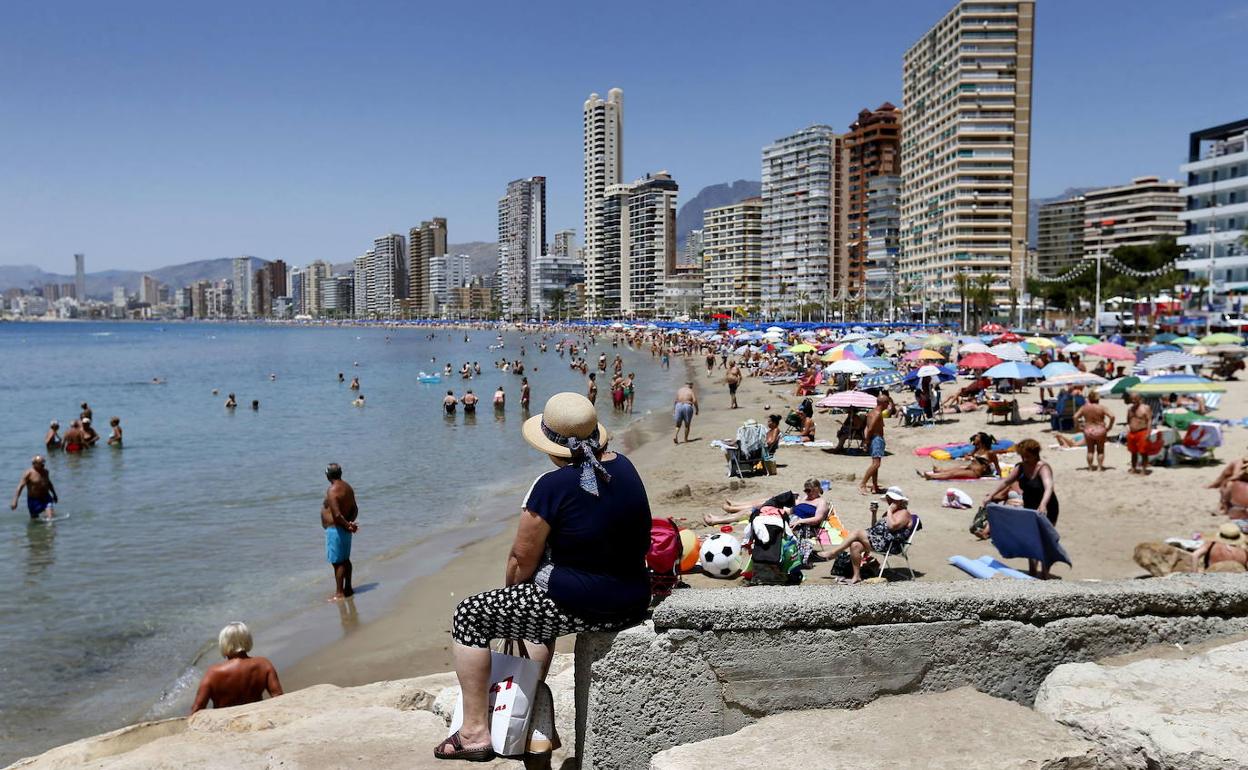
{"left": 646, "top": 518, "right": 683, "bottom": 605}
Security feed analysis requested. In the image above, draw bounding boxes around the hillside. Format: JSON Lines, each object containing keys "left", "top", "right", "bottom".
{"left": 0, "top": 257, "right": 268, "bottom": 300}
{"left": 676, "top": 180, "right": 762, "bottom": 248}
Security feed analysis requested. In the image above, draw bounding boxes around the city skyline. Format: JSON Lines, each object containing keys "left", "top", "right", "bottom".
{"left": 2, "top": 1, "right": 1245, "bottom": 272}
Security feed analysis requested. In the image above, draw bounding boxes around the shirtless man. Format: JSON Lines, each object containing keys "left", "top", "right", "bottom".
{"left": 443, "top": 390, "right": 457, "bottom": 414}
{"left": 859, "top": 393, "right": 889, "bottom": 495}
{"left": 191, "top": 622, "right": 283, "bottom": 714}
{"left": 62, "top": 420, "right": 86, "bottom": 453}
{"left": 1073, "top": 390, "right": 1114, "bottom": 471}
{"left": 1125, "top": 393, "right": 1153, "bottom": 475}
{"left": 587, "top": 373, "right": 598, "bottom": 405}
{"left": 45, "top": 420, "right": 62, "bottom": 450}
{"left": 726, "top": 361, "right": 742, "bottom": 409}
{"left": 225, "top": 393, "right": 238, "bottom": 409}
{"left": 321, "top": 463, "right": 359, "bottom": 601}
{"left": 462, "top": 390, "right": 479, "bottom": 414}
{"left": 11, "top": 456, "right": 58, "bottom": 520}
{"left": 673, "top": 381, "right": 699, "bottom": 444}
{"left": 80, "top": 402, "right": 93, "bottom": 422}
{"left": 520, "top": 377, "right": 531, "bottom": 411}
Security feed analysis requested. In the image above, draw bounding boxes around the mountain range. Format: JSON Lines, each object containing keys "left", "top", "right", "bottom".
{"left": 676, "top": 180, "right": 762, "bottom": 248}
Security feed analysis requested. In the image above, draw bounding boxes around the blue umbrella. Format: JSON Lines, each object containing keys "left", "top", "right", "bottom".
{"left": 859, "top": 370, "right": 905, "bottom": 389}
{"left": 1138, "top": 344, "right": 1180, "bottom": 356}
{"left": 902, "top": 365, "right": 957, "bottom": 385}
{"left": 861, "top": 356, "right": 895, "bottom": 370}
{"left": 1041, "top": 361, "right": 1078, "bottom": 378}
{"left": 984, "top": 361, "right": 1044, "bottom": 380}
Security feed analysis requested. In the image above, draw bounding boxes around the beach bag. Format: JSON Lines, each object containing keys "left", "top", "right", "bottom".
{"left": 969, "top": 505, "right": 990, "bottom": 538}
{"left": 747, "top": 511, "right": 803, "bottom": 585}
{"left": 448, "top": 640, "right": 541, "bottom": 757}
{"left": 647, "top": 517, "right": 682, "bottom": 604}
{"left": 785, "top": 410, "right": 804, "bottom": 430}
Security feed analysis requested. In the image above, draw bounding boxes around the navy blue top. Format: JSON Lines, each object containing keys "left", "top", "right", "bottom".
{"left": 524, "top": 453, "right": 652, "bottom": 621}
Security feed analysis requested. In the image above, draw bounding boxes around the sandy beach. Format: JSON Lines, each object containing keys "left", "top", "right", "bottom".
{"left": 285, "top": 349, "right": 1248, "bottom": 689}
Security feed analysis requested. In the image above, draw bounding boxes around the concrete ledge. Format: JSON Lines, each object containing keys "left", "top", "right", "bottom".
{"left": 577, "top": 575, "right": 1248, "bottom": 769}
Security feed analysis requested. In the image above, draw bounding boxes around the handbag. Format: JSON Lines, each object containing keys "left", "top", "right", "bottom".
{"left": 448, "top": 639, "right": 543, "bottom": 756}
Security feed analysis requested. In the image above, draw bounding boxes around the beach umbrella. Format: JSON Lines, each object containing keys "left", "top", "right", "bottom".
{"left": 788, "top": 343, "right": 816, "bottom": 354}
{"left": 733, "top": 344, "right": 753, "bottom": 355}
{"left": 859, "top": 370, "right": 905, "bottom": 389}
{"left": 883, "top": 331, "right": 911, "bottom": 341}
{"left": 915, "top": 364, "right": 945, "bottom": 378}
{"left": 989, "top": 342, "right": 1029, "bottom": 362}
{"left": 1129, "top": 374, "right": 1226, "bottom": 395}
{"left": 983, "top": 361, "right": 1044, "bottom": 380}
{"left": 903, "top": 365, "right": 957, "bottom": 385}
{"left": 992, "top": 332, "right": 1023, "bottom": 344}
{"left": 959, "top": 352, "right": 1004, "bottom": 370}
{"left": 1062, "top": 342, "right": 1088, "bottom": 354}
{"left": 1038, "top": 372, "right": 1107, "bottom": 388}
{"left": 861, "top": 356, "right": 896, "bottom": 370}
{"left": 1138, "top": 343, "right": 1180, "bottom": 355}
{"left": 1137, "top": 351, "right": 1208, "bottom": 371}
{"left": 798, "top": 330, "right": 818, "bottom": 338}
{"left": 1171, "top": 336, "right": 1200, "bottom": 346}
{"left": 1199, "top": 333, "right": 1245, "bottom": 346}
{"left": 815, "top": 390, "right": 878, "bottom": 409}
{"left": 1041, "top": 361, "right": 1078, "bottom": 378}
{"left": 1024, "top": 337, "right": 1057, "bottom": 349}
{"left": 1071, "top": 335, "right": 1101, "bottom": 345}
{"left": 1105, "top": 375, "right": 1143, "bottom": 395}
{"left": 821, "top": 348, "right": 859, "bottom": 362}
{"left": 1153, "top": 332, "right": 1179, "bottom": 343}
{"left": 1084, "top": 342, "right": 1134, "bottom": 361}
{"left": 710, "top": 313, "right": 732, "bottom": 320}
{"left": 922, "top": 334, "right": 952, "bottom": 349}
{"left": 980, "top": 323, "right": 1005, "bottom": 334}
{"left": 765, "top": 326, "right": 785, "bottom": 334}
{"left": 771, "top": 340, "right": 790, "bottom": 349}
{"left": 1208, "top": 344, "right": 1248, "bottom": 356}
{"left": 915, "top": 348, "right": 946, "bottom": 361}
{"left": 958, "top": 342, "right": 992, "bottom": 355}
{"left": 1021, "top": 341, "right": 1042, "bottom": 355}
{"left": 825, "top": 359, "right": 873, "bottom": 375}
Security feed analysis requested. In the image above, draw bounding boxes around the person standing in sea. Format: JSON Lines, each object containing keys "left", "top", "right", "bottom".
{"left": 321, "top": 463, "right": 358, "bottom": 602}
{"left": 11, "top": 456, "right": 58, "bottom": 520}
{"left": 587, "top": 372, "right": 598, "bottom": 404}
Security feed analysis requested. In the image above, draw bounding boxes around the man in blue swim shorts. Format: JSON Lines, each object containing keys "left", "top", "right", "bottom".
{"left": 859, "top": 394, "right": 890, "bottom": 495}
{"left": 11, "top": 456, "right": 57, "bottom": 520}
{"left": 320, "top": 463, "right": 359, "bottom": 601}
{"left": 673, "top": 382, "right": 699, "bottom": 444}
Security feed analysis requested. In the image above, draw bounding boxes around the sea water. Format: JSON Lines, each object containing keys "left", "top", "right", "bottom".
{"left": 0, "top": 321, "right": 683, "bottom": 763}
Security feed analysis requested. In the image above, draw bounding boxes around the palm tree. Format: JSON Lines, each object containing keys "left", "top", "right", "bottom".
{"left": 548, "top": 288, "right": 566, "bottom": 322}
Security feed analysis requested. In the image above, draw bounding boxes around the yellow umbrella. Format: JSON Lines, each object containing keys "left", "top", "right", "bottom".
{"left": 922, "top": 335, "right": 951, "bottom": 350}
{"left": 916, "top": 348, "right": 946, "bottom": 361}
{"left": 1024, "top": 337, "right": 1057, "bottom": 349}
{"left": 789, "top": 343, "right": 816, "bottom": 354}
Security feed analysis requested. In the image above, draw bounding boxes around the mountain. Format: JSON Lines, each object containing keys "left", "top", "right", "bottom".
{"left": 0, "top": 257, "right": 268, "bottom": 300}
{"left": 676, "top": 180, "right": 762, "bottom": 248}
{"left": 1028, "top": 187, "right": 1100, "bottom": 247}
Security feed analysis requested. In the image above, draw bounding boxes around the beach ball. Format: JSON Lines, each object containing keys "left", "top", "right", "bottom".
{"left": 678, "top": 529, "right": 700, "bottom": 573}
{"left": 701, "top": 533, "right": 743, "bottom": 579}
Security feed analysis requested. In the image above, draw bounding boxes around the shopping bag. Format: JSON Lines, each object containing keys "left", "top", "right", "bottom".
{"left": 448, "top": 640, "right": 542, "bottom": 757}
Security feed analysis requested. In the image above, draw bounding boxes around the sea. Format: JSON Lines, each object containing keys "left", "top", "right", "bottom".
{"left": 0, "top": 321, "right": 684, "bottom": 764}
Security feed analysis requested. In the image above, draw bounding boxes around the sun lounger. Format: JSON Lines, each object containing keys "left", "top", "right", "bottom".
{"left": 985, "top": 504, "right": 1071, "bottom": 570}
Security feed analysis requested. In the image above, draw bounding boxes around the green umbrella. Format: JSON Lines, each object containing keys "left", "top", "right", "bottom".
{"left": 1199, "top": 333, "right": 1244, "bottom": 346}
{"left": 1071, "top": 335, "right": 1101, "bottom": 345}
{"left": 1171, "top": 336, "right": 1200, "bottom": 346}
{"left": 1021, "top": 341, "right": 1040, "bottom": 354}
{"left": 1108, "top": 376, "right": 1141, "bottom": 395}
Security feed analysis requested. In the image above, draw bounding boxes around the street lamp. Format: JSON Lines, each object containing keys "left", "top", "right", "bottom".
{"left": 1090, "top": 219, "right": 1115, "bottom": 335}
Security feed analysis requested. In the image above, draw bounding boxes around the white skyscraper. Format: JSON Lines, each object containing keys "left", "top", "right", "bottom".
{"left": 74, "top": 253, "right": 86, "bottom": 301}
{"left": 232, "top": 256, "right": 254, "bottom": 317}
{"left": 353, "top": 251, "right": 374, "bottom": 318}
{"left": 597, "top": 172, "right": 679, "bottom": 318}
{"left": 371, "top": 234, "right": 407, "bottom": 317}
{"left": 583, "top": 88, "right": 624, "bottom": 319}
{"left": 497, "top": 176, "right": 547, "bottom": 319}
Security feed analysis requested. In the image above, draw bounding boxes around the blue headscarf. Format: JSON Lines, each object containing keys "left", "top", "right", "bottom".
{"left": 541, "top": 421, "right": 611, "bottom": 496}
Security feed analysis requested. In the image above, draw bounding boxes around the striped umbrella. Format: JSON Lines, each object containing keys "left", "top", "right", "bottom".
{"left": 1129, "top": 374, "right": 1226, "bottom": 394}
{"left": 1137, "top": 351, "right": 1208, "bottom": 371}
{"left": 815, "top": 390, "right": 879, "bottom": 409}
{"left": 859, "top": 370, "right": 905, "bottom": 390}
{"left": 1084, "top": 342, "right": 1135, "bottom": 361}
{"left": 1038, "top": 372, "right": 1107, "bottom": 388}
{"left": 989, "top": 342, "right": 1029, "bottom": 362}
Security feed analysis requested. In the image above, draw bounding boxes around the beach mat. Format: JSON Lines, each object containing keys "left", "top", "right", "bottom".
{"left": 985, "top": 504, "right": 1071, "bottom": 567}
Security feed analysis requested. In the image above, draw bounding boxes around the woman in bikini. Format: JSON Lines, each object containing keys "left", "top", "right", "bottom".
{"left": 917, "top": 432, "right": 1001, "bottom": 480}
{"left": 1073, "top": 390, "right": 1114, "bottom": 471}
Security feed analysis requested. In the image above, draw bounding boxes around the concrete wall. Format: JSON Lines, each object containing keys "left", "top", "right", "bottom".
{"left": 574, "top": 575, "right": 1248, "bottom": 770}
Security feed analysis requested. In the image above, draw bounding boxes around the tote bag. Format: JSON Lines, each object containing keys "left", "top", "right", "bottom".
{"left": 448, "top": 640, "right": 543, "bottom": 757}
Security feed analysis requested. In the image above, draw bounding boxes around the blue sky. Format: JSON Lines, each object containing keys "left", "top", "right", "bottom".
{"left": 2, "top": 0, "right": 1245, "bottom": 272}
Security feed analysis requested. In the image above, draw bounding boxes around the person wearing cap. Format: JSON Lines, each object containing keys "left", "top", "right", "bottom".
{"left": 44, "top": 420, "right": 62, "bottom": 450}
{"left": 817, "top": 487, "right": 913, "bottom": 584}
{"left": 80, "top": 417, "right": 100, "bottom": 447}
{"left": 1191, "top": 523, "right": 1248, "bottom": 572}
{"left": 437, "top": 393, "right": 651, "bottom": 762}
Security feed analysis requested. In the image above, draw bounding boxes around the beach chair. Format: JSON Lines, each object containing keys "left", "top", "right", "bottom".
{"left": 901, "top": 403, "right": 926, "bottom": 427}
{"left": 986, "top": 399, "right": 1018, "bottom": 425}
{"left": 1201, "top": 392, "right": 1223, "bottom": 412}
{"left": 724, "top": 422, "right": 771, "bottom": 478}
{"left": 1169, "top": 421, "right": 1222, "bottom": 464}
{"left": 878, "top": 515, "right": 922, "bottom": 580}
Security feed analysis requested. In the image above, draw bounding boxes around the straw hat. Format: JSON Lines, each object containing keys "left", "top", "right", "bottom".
{"left": 1216, "top": 522, "right": 1245, "bottom": 546}
{"left": 522, "top": 392, "right": 609, "bottom": 459}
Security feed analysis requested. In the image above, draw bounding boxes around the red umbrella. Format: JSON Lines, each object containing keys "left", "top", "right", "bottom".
{"left": 1084, "top": 342, "right": 1135, "bottom": 361}
{"left": 710, "top": 313, "right": 731, "bottom": 320}
{"left": 959, "top": 352, "right": 1004, "bottom": 370}
{"left": 992, "top": 332, "right": 1023, "bottom": 344}
{"left": 980, "top": 323, "right": 1005, "bottom": 334}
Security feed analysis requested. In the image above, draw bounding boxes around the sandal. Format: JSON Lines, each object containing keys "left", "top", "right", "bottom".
{"left": 434, "top": 731, "right": 496, "bottom": 762}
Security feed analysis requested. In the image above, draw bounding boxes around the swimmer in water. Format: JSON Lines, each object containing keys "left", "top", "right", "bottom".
{"left": 81, "top": 418, "right": 100, "bottom": 447}
{"left": 493, "top": 386, "right": 505, "bottom": 410}
{"left": 107, "top": 417, "right": 123, "bottom": 446}
{"left": 45, "top": 420, "right": 62, "bottom": 450}
{"left": 443, "top": 391, "right": 457, "bottom": 415}
{"left": 62, "top": 421, "right": 86, "bottom": 452}
{"left": 251, "top": 400, "right": 260, "bottom": 411}
{"left": 352, "top": 394, "right": 365, "bottom": 407}
{"left": 338, "top": 372, "right": 344, "bottom": 383}
{"left": 225, "top": 393, "right": 238, "bottom": 409}
{"left": 11, "top": 455, "right": 57, "bottom": 520}
{"left": 462, "top": 390, "right": 478, "bottom": 414}
{"left": 349, "top": 377, "right": 360, "bottom": 391}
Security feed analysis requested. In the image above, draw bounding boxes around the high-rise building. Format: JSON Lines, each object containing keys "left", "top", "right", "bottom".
{"left": 74, "top": 254, "right": 86, "bottom": 302}
{"left": 232, "top": 256, "right": 253, "bottom": 317}
{"left": 302, "top": 260, "right": 333, "bottom": 316}
{"left": 320, "top": 274, "right": 354, "bottom": 317}
{"left": 1036, "top": 196, "right": 1086, "bottom": 276}
{"left": 352, "top": 251, "right": 374, "bottom": 317}
{"left": 843, "top": 104, "right": 902, "bottom": 301}
{"left": 497, "top": 176, "right": 547, "bottom": 319}
{"left": 865, "top": 175, "right": 903, "bottom": 316}
{"left": 900, "top": 0, "right": 1035, "bottom": 307}
{"left": 408, "top": 218, "right": 448, "bottom": 316}
{"left": 1081, "top": 177, "right": 1185, "bottom": 259}
{"left": 531, "top": 230, "right": 583, "bottom": 318}
{"left": 289, "top": 268, "right": 305, "bottom": 315}
{"left": 370, "top": 235, "right": 406, "bottom": 317}
{"left": 1175, "top": 119, "right": 1248, "bottom": 294}
{"left": 682, "top": 230, "right": 704, "bottom": 267}
{"left": 112, "top": 286, "right": 127, "bottom": 309}
{"left": 702, "top": 197, "right": 764, "bottom": 314}
{"left": 583, "top": 88, "right": 624, "bottom": 319}
{"left": 762, "top": 125, "right": 840, "bottom": 317}
{"left": 139, "top": 274, "right": 161, "bottom": 305}
{"left": 597, "top": 172, "right": 678, "bottom": 318}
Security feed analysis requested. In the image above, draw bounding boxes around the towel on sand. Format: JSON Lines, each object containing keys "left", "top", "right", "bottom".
{"left": 985, "top": 504, "right": 1071, "bottom": 568}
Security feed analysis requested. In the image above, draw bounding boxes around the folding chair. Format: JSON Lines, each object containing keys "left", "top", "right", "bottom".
{"left": 878, "top": 515, "right": 922, "bottom": 580}
{"left": 1169, "top": 421, "right": 1222, "bottom": 464}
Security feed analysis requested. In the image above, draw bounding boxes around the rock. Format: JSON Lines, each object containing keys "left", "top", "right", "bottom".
{"left": 650, "top": 688, "right": 1099, "bottom": 770}
{"left": 1035, "top": 639, "right": 1248, "bottom": 769}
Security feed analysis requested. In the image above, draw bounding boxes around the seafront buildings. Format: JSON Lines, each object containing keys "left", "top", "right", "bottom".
{"left": 865, "top": 175, "right": 902, "bottom": 314}
{"left": 531, "top": 229, "right": 584, "bottom": 318}
{"left": 74, "top": 253, "right": 86, "bottom": 302}
{"left": 842, "top": 104, "right": 902, "bottom": 304}
{"left": 232, "top": 256, "right": 253, "bottom": 317}
{"left": 899, "top": 0, "right": 1035, "bottom": 307}
{"left": 1036, "top": 196, "right": 1086, "bottom": 276}
{"left": 1081, "top": 177, "right": 1183, "bottom": 258}
{"left": 408, "top": 218, "right": 448, "bottom": 316}
{"left": 597, "top": 172, "right": 679, "bottom": 318}
{"left": 702, "top": 197, "right": 764, "bottom": 314}
{"left": 583, "top": 89, "right": 624, "bottom": 319}
{"left": 1175, "top": 118, "right": 1248, "bottom": 294}
{"left": 497, "top": 176, "right": 547, "bottom": 319}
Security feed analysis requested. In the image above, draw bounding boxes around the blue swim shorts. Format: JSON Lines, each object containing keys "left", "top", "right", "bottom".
{"left": 869, "top": 436, "right": 887, "bottom": 458}
{"left": 27, "top": 494, "right": 52, "bottom": 519}
{"left": 673, "top": 402, "right": 695, "bottom": 426}
{"left": 325, "top": 526, "right": 353, "bottom": 565}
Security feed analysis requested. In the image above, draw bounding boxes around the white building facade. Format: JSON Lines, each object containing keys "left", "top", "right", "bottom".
{"left": 1175, "top": 119, "right": 1248, "bottom": 296}
{"left": 583, "top": 88, "right": 624, "bottom": 319}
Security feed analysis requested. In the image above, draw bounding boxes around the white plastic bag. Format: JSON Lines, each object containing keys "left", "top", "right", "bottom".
{"left": 448, "top": 640, "right": 542, "bottom": 757}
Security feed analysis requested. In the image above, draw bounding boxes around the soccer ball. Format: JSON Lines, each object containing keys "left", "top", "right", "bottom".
{"left": 701, "top": 533, "right": 742, "bottom": 578}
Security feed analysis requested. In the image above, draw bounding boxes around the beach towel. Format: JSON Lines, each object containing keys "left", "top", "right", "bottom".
{"left": 985, "top": 504, "right": 1071, "bottom": 568}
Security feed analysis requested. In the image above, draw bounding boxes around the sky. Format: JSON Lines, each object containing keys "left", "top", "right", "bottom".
{"left": 1, "top": 0, "right": 1246, "bottom": 273}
